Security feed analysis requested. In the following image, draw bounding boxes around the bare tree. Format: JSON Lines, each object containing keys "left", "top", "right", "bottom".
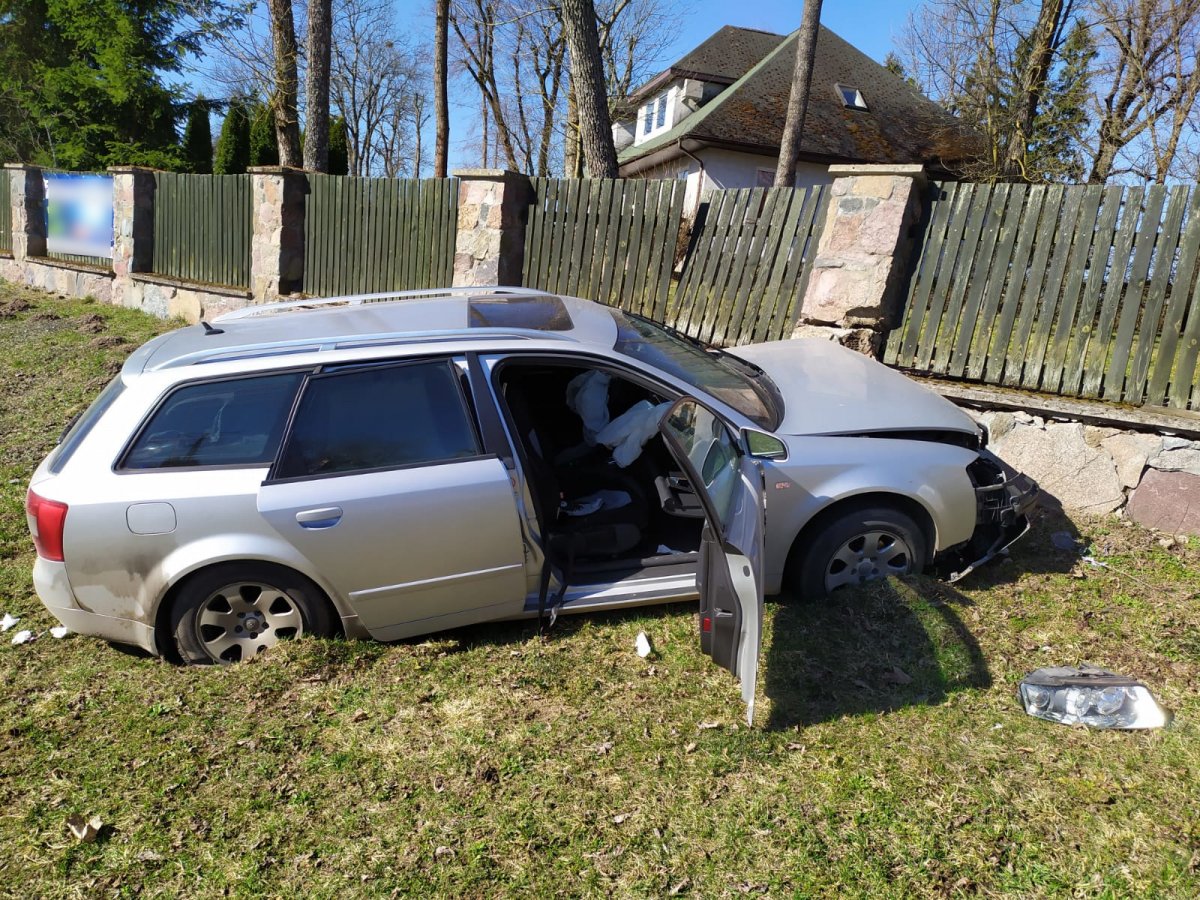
{"left": 330, "top": 0, "right": 426, "bottom": 176}
{"left": 560, "top": 0, "right": 618, "bottom": 176}
{"left": 451, "top": 0, "right": 521, "bottom": 169}
{"left": 266, "top": 0, "right": 304, "bottom": 166}
{"left": 304, "top": 0, "right": 333, "bottom": 171}
{"left": 448, "top": 0, "right": 674, "bottom": 174}
{"left": 434, "top": 0, "right": 450, "bottom": 176}
{"left": 774, "top": 0, "right": 823, "bottom": 187}
{"left": 1087, "top": 0, "right": 1200, "bottom": 182}
{"left": 900, "top": 0, "right": 1085, "bottom": 181}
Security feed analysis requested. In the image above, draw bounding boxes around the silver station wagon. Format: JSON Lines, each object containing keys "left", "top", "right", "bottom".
{"left": 27, "top": 288, "right": 1036, "bottom": 721}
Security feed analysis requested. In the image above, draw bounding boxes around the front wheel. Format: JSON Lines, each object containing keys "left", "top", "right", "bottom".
{"left": 170, "top": 562, "right": 336, "bottom": 665}
{"left": 791, "top": 505, "right": 927, "bottom": 601}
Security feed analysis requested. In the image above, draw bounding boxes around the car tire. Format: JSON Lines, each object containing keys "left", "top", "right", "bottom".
{"left": 170, "top": 562, "right": 336, "bottom": 665}
{"left": 791, "top": 505, "right": 928, "bottom": 601}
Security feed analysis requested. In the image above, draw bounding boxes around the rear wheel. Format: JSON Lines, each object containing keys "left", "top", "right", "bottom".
{"left": 170, "top": 562, "right": 336, "bottom": 665}
{"left": 792, "top": 505, "right": 927, "bottom": 601}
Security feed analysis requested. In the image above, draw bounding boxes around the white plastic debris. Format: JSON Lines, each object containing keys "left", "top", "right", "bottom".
{"left": 0, "top": 613, "right": 18, "bottom": 632}
{"left": 66, "top": 814, "right": 104, "bottom": 843}
{"left": 562, "top": 489, "right": 631, "bottom": 517}
{"left": 635, "top": 631, "right": 653, "bottom": 658}
{"left": 11, "top": 629, "right": 34, "bottom": 645}
{"left": 50, "top": 625, "right": 70, "bottom": 639}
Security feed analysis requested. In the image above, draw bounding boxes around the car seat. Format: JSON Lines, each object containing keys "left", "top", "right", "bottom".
{"left": 502, "top": 382, "right": 648, "bottom": 560}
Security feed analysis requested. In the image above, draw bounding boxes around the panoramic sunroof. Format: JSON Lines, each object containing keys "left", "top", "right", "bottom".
{"left": 467, "top": 295, "right": 573, "bottom": 331}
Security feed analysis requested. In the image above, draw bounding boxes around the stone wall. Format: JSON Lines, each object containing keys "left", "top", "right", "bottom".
{"left": 969, "top": 408, "right": 1200, "bottom": 534}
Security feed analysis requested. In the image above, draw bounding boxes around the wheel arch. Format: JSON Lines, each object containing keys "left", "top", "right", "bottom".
{"left": 153, "top": 558, "right": 344, "bottom": 663}
{"left": 781, "top": 491, "right": 938, "bottom": 589}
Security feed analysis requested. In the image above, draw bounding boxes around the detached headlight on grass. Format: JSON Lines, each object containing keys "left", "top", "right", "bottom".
{"left": 1019, "top": 665, "right": 1170, "bottom": 730}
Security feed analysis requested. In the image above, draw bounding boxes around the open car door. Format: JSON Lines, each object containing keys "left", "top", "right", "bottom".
{"left": 658, "top": 398, "right": 765, "bottom": 725}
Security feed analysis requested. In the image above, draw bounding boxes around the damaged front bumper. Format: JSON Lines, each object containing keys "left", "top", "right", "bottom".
{"left": 943, "top": 451, "right": 1040, "bottom": 582}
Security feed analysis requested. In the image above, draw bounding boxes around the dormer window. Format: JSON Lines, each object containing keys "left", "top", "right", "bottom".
{"left": 635, "top": 89, "right": 676, "bottom": 144}
{"left": 836, "top": 83, "right": 868, "bottom": 110}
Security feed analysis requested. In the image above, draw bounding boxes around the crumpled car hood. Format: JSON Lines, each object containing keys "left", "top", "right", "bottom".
{"left": 729, "top": 339, "right": 979, "bottom": 437}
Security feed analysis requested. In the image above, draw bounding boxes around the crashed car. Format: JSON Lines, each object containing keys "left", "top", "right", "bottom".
{"left": 26, "top": 288, "right": 1036, "bottom": 720}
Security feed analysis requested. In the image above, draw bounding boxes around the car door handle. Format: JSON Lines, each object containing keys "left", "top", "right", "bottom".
{"left": 295, "top": 507, "right": 343, "bottom": 529}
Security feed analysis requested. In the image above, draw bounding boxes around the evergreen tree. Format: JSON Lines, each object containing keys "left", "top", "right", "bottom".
{"left": 248, "top": 103, "right": 279, "bottom": 166}
{"left": 1028, "top": 20, "right": 1095, "bottom": 182}
{"left": 181, "top": 96, "right": 213, "bottom": 174}
{"left": 213, "top": 99, "right": 251, "bottom": 175}
{"left": 0, "top": 0, "right": 213, "bottom": 168}
{"left": 328, "top": 116, "right": 350, "bottom": 175}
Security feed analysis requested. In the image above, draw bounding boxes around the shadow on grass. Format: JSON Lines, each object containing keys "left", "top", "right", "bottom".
{"left": 762, "top": 503, "right": 1084, "bottom": 730}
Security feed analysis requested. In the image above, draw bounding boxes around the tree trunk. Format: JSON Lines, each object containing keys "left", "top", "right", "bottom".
{"left": 774, "top": 0, "right": 822, "bottom": 187}
{"left": 413, "top": 95, "right": 425, "bottom": 177}
{"left": 564, "top": 74, "right": 582, "bottom": 178}
{"left": 304, "top": 0, "right": 333, "bottom": 172}
{"left": 267, "top": 0, "right": 303, "bottom": 167}
{"left": 1088, "top": 133, "right": 1120, "bottom": 184}
{"left": 561, "top": 0, "right": 618, "bottom": 178}
{"left": 1000, "top": 0, "right": 1067, "bottom": 181}
{"left": 434, "top": 0, "right": 449, "bottom": 177}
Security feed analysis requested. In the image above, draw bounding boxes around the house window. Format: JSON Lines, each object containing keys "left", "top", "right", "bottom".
{"left": 656, "top": 94, "right": 667, "bottom": 128}
{"left": 642, "top": 103, "right": 653, "bottom": 135}
{"left": 836, "top": 83, "right": 868, "bottom": 110}
{"left": 756, "top": 168, "right": 775, "bottom": 187}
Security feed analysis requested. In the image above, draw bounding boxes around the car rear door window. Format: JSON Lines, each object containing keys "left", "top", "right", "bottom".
{"left": 122, "top": 373, "right": 304, "bottom": 470}
{"left": 273, "top": 361, "right": 480, "bottom": 479}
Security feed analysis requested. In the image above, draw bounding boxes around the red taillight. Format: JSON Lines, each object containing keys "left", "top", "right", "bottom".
{"left": 701, "top": 615, "right": 712, "bottom": 633}
{"left": 26, "top": 490, "right": 68, "bottom": 562}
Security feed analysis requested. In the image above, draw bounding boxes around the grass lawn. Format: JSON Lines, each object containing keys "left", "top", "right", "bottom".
{"left": 1, "top": 282, "right": 1198, "bottom": 898}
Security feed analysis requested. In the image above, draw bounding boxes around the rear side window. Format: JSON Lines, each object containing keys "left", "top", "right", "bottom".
{"left": 274, "top": 361, "right": 480, "bottom": 479}
{"left": 49, "top": 376, "right": 126, "bottom": 475}
{"left": 122, "top": 373, "right": 303, "bottom": 470}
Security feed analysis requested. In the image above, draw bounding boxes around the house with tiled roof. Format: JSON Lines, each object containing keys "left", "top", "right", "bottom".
{"left": 614, "top": 24, "right": 980, "bottom": 197}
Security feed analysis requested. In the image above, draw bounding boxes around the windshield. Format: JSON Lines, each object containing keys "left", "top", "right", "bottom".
{"left": 610, "top": 311, "right": 781, "bottom": 429}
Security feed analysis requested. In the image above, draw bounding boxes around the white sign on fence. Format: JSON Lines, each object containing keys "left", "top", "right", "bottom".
{"left": 44, "top": 173, "right": 114, "bottom": 259}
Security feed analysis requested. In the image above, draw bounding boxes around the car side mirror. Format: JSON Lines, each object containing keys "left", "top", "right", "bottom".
{"left": 743, "top": 430, "right": 787, "bottom": 460}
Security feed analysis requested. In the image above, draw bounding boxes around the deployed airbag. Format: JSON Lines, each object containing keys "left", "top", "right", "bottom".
{"left": 596, "top": 400, "right": 673, "bottom": 467}
{"left": 565, "top": 370, "right": 612, "bottom": 445}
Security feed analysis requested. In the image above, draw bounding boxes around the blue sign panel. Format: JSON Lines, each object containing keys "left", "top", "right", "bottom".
{"left": 44, "top": 173, "right": 114, "bottom": 259}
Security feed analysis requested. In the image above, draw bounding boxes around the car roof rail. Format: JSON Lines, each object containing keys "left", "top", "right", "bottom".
{"left": 213, "top": 286, "right": 554, "bottom": 322}
{"left": 150, "top": 328, "right": 573, "bottom": 371}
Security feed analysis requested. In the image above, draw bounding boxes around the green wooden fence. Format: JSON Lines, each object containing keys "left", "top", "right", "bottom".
{"left": 305, "top": 175, "right": 458, "bottom": 296}
{"left": 885, "top": 181, "right": 1200, "bottom": 411}
{"left": 523, "top": 177, "right": 687, "bottom": 317}
{"left": 153, "top": 172, "right": 251, "bottom": 288}
{"left": 670, "top": 185, "right": 828, "bottom": 346}
{"left": 0, "top": 173, "right": 10, "bottom": 252}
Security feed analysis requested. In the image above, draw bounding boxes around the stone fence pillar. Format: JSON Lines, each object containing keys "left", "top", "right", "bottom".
{"left": 796, "top": 164, "right": 927, "bottom": 354}
{"left": 249, "top": 166, "right": 308, "bottom": 300}
{"left": 5, "top": 164, "right": 47, "bottom": 260}
{"left": 452, "top": 169, "right": 532, "bottom": 287}
{"left": 108, "top": 166, "right": 155, "bottom": 277}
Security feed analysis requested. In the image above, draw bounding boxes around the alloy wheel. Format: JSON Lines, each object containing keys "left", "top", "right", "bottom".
{"left": 824, "top": 530, "right": 915, "bottom": 592}
{"left": 196, "top": 581, "right": 304, "bottom": 663}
